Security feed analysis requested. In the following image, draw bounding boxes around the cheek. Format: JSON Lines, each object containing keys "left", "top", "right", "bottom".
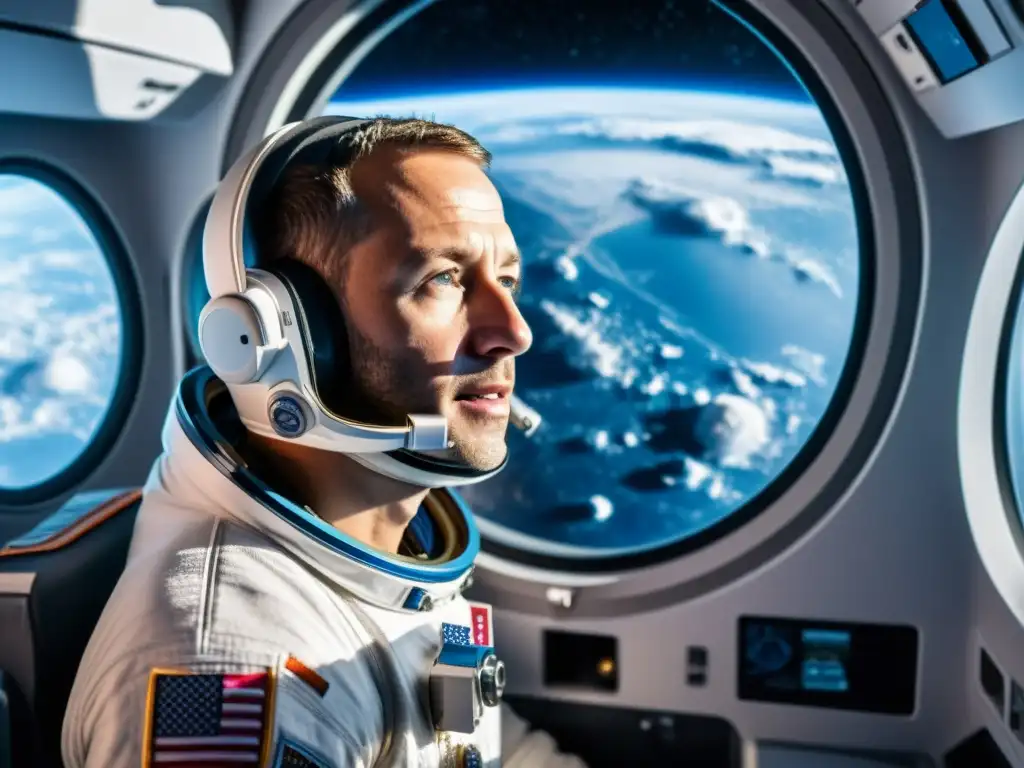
{"left": 400, "top": 312, "right": 466, "bottom": 367}
{"left": 345, "top": 284, "right": 405, "bottom": 349}
{"left": 347, "top": 278, "right": 467, "bottom": 371}
{"left": 394, "top": 295, "right": 466, "bottom": 355}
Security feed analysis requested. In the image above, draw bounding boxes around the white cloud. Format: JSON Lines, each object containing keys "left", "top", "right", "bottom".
{"left": 0, "top": 177, "right": 57, "bottom": 216}
{"left": 472, "top": 114, "right": 846, "bottom": 190}
{"left": 761, "top": 155, "right": 846, "bottom": 187}
{"left": 694, "top": 393, "right": 771, "bottom": 469}
{"left": 624, "top": 177, "right": 772, "bottom": 257}
{"left": 39, "top": 249, "right": 92, "bottom": 269}
{"left": 624, "top": 177, "right": 844, "bottom": 297}
{"left": 540, "top": 299, "right": 629, "bottom": 383}
{"left": 30, "top": 226, "right": 62, "bottom": 244}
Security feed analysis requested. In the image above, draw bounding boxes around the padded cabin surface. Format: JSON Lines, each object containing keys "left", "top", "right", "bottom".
{"left": 0, "top": 488, "right": 142, "bottom": 768}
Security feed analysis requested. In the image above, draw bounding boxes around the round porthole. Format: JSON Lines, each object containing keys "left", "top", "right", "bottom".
{"left": 0, "top": 163, "right": 141, "bottom": 502}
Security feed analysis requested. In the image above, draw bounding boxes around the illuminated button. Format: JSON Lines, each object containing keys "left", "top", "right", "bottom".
{"left": 597, "top": 657, "right": 616, "bottom": 678}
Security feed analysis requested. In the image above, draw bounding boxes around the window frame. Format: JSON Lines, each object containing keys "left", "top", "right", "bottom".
{"left": 0, "top": 159, "right": 144, "bottom": 505}
{"left": 962, "top": 176, "right": 1024, "bottom": 632}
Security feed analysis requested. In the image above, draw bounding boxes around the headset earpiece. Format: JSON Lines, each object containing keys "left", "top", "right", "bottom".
{"left": 266, "top": 259, "right": 355, "bottom": 416}
{"left": 199, "top": 295, "right": 273, "bottom": 384}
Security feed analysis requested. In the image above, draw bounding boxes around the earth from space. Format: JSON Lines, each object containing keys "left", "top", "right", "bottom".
{"left": 0, "top": 85, "right": 858, "bottom": 561}
{"left": 324, "top": 87, "right": 860, "bottom": 557}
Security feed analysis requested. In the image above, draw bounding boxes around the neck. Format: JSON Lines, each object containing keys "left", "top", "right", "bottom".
{"left": 245, "top": 433, "right": 429, "bottom": 554}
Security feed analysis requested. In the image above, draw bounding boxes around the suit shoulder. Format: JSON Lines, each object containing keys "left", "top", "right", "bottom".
{"left": 86, "top": 514, "right": 326, "bottom": 666}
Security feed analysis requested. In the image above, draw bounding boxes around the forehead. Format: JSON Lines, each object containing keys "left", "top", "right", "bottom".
{"left": 355, "top": 149, "right": 512, "bottom": 241}
{"left": 444, "top": 187, "right": 505, "bottom": 217}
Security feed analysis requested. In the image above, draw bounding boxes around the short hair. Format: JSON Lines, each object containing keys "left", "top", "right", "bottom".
{"left": 255, "top": 116, "right": 492, "bottom": 290}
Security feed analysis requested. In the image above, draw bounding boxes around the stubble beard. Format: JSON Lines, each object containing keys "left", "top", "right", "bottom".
{"left": 344, "top": 323, "right": 509, "bottom": 471}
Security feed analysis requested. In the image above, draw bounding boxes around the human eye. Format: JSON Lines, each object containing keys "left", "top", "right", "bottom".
{"left": 415, "top": 268, "right": 464, "bottom": 296}
{"left": 499, "top": 275, "right": 522, "bottom": 297}
{"left": 424, "top": 269, "right": 462, "bottom": 292}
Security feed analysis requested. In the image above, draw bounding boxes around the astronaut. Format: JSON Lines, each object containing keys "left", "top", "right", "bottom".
{"left": 61, "top": 116, "right": 585, "bottom": 768}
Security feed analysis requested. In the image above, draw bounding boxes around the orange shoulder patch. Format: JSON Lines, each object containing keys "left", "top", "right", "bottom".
{"left": 285, "top": 655, "right": 329, "bottom": 697}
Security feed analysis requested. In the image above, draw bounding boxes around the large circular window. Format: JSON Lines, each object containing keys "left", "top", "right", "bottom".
{"left": 314, "top": 0, "right": 865, "bottom": 563}
{"left": 219, "top": 0, "right": 889, "bottom": 578}
{"left": 0, "top": 168, "right": 129, "bottom": 495}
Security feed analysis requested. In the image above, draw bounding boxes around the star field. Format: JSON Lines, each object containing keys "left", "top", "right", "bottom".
{"left": 340, "top": 0, "right": 806, "bottom": 99}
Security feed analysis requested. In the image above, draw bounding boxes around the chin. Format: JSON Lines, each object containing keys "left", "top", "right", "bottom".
{"left": 448, "top": 436, "right": 508, "bottom": 472}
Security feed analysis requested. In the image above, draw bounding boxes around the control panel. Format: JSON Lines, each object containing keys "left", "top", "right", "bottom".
{"left": 738, "top": 615, "right": 919, "bottom": 715}
{"left": 844, "top": 0, "right": 1024, "bottom": 137}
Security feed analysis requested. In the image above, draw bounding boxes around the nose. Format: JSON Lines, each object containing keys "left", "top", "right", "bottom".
{"left": 467, "top": 279, "right": 533, "bottom": 359}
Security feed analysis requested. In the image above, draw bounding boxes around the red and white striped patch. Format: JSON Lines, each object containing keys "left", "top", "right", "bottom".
{"left": 468, "top": 602, "right": 493, "bottom": 647}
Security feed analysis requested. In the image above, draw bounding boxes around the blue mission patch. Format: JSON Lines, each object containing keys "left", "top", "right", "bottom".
{"left": 441, "top": 622, "right": 472, "bottom": 646}
{"left": 275, "top": 739, "right": 331, "bottom": 768}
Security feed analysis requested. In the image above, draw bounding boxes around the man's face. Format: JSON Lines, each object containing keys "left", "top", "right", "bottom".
{"left": 339, "top": 147, "right": 531, "bottom": 470}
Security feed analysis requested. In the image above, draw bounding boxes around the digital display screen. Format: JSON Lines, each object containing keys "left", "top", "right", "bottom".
{"left": 738, "top": 616, "right": 918, "bottom": 715}
{"left": 800, "top": 628, "right": 851, "bottom": 692}
{"left": 904, "top": 0, "right": 987, "bottom": 84}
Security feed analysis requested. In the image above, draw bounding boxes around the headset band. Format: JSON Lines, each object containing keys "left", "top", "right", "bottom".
{"left": 203, "top": 117, "right": 369, "bottom": 299}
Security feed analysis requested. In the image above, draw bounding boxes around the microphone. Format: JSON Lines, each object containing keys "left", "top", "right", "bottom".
{"left": 509, "top": 394, "right": 542, "bottom": 438}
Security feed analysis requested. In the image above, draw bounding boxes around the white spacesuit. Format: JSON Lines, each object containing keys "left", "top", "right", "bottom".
{"left": 61, "top": 372, "right": 581, "bottom": 768}
{"left": 62, "top": 116, "right": 585, "bottom": 768}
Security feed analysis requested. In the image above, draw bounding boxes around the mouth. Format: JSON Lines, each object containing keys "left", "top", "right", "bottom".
{"left": 454, "top": 384, "right": 512, "bottom": 417}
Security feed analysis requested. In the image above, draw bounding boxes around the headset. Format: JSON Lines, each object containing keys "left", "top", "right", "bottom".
{"left": 197, "top": 116, "right": 540, "bottom": 488}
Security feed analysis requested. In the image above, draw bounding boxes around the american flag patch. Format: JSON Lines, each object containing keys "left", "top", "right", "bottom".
{"left": 144, "top": 669, "right": 273, "bottom": 766}
{"left": 441, "top": 622, "right": 472, "bottom": 646}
